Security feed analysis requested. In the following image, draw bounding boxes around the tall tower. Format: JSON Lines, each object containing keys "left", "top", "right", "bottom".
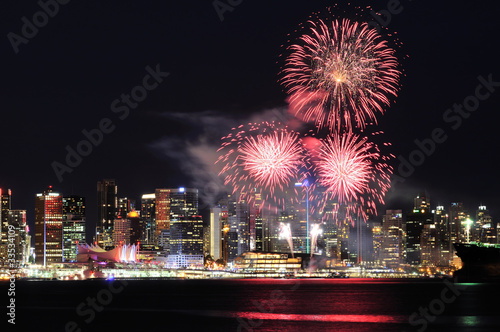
{"left": 435, "top": 206, "right": 450, "bottom": 266}
{"left": 406, "top": 193, "right": 433, "bottom": 266}
{"left": 141, "top": 194, "right": 156, "bottom": 244}
{"left": 62, "top": 196, "right": 86, "bottom": 262}
{"left": 0, "top": 189, "right": 12, "bottom": 261}
{"left": 97, "top": 179, "right": 117, "bottom": 248}
{"left": 382, "top": 210, "right": 404, "bottom": 269}
{"left": 7, "top": 210, "right": 27, "bottom": 266}
{"left": 210, "top": 207, "right": 223, "bottom": 260}
{"left": 35, "top": 187, "right": 63, "bottom": 266}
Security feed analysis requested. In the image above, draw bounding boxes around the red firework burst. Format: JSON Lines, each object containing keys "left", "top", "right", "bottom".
{"left": 315, "top": 131, "right": 393, "bottom": 222}
{"left": 216, "top": 122, "right": 309, "bottom": 209}
{"left": 281, "top": 17, "right": 400, "bottom": 131}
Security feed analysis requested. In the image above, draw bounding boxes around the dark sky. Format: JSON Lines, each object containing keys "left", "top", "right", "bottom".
{"left": 1, "top": 0, "right": 500, "bottom": 240}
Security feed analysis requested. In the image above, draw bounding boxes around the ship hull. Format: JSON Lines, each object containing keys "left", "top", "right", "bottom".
{"left": 453, "top": 243, "right": 500, "bottom": 282}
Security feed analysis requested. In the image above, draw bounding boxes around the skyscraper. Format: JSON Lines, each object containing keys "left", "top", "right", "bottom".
{"left": 141, "top": 194, "right": 156, "bottom": 244}
{"left": 405, "top": 193, "right": 433, "bottom": 266}
{"left": 168, "top": 215, "right": 204, "bottom": 267}
{"left": 434, "top": 206, "right": 451, "bottom": 266}
{"left": 35, "top": 187, "right": 63, "bottom": 266}
{"left": 210, "top": 207, "right": 223, "bottom": 260}
{"left": 97, "top": 179, "right": 117, "bottom": 248}
{"left": 382, "top": 210, "right": 404, "bottom": 269}
{"left": 0, "top": 189, "right": 12, "bottom": 261}
{"left": 7, "top": 210, "right": 27, "bottom": 266}
{"left": 62, "top": 195, "right": 86, "bottom": 262}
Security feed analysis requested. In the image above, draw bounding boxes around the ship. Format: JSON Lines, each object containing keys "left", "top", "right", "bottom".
{"left": 453, "top": 242, "right": 500, "bottom": 282}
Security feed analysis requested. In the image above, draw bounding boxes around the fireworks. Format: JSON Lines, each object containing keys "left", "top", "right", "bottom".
{"left": 281, "top": 18, "right": 400, "bottom": 131}
{"left": 315, "top": 131, "right": 393, "bottom": 222}
{"left": 310, "top": 224, "right": 323, "bottom": 257}
{"left": 216, "top": 122, "right": 309, "bottom": 209}
{"left": 279, "top": 222, "right": 294, "bottom": 258}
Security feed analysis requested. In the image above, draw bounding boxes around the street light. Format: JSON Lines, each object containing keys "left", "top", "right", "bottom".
{"left": 295, "top": 180, "right": 310, "bottom": 254}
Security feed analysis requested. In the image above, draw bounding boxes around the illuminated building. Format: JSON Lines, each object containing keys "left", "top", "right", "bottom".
{"left": 62, "top": 195, "right": 86, "bottom": 262}
{"left": 63, "top": 195, "right": 85, "bottom": 218}
{"left": 372, "top": 221, "right": 383, "bottom": 264}
{"left": 233, "top": 252, "right": 302, "bottom": 273}
{"left": 0, "top": 188, "right": 12, "bottom": 262}
{"left": 405, "top": 194, "right": 433, "bottom": 266}
{"left": 434, "top": 205, "right": 451, "bottom": 266}
{"left": 449, "top": 202, "right": 467, "bottom": 245}
{"left": 7, "top": 210, "right": 27, "bottom": 266}
{"left": 118, "top": 197, "right": 131, "bottom": 217}
{"left": 155, "top": 187, "right": 198, "bottom": 242}
{"left": 35, "top": 187, "right": 63, "bottom": 266}
{"left": 97, "top": 179, "right": 117, "bottom": 248}
{"left": 76, "top": 243, "right": 137, "bottom": 263}
{"left": 203, "top": 225, "right": 210, "bottom": 256}
{"left": 141, "top": 193, "right": 156, "bottom": 244}
{"left": 210, "top": 207, "right": 223, "bottom": 260}
{"left": 167, "top": 215, "right": 204, "bottom": 268}
{"left": 113, "top": 216, "right": 130, "bottom": 246}
{"left": 236, "top": 201, "right": 250, "bottom": 255}
{"left": 128, "top": 210, "right": 142, "bottom": 245}
{"left": 382, "top": 210, "right": 404, "bottom": 269}
{"left": 474, "top": 206, "right": 496, "bottom": 244}
{"left": 421, "top": 223, "right": 439, "bottom": 266}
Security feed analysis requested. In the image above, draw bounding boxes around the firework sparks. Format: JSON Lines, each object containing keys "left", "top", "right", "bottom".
{"left": 315, "top": 131, "right": 393, "bottom": 222}
{"left": 281, "top": 17, "right": 400, "bottom": 131}
{"left": 279, "top": 222, "right": 294, "bottom": 258}
{"left": 216, "top": 122, "right": 309, "bottom": 210}
{"left": 310, "top": 223, "right": 323, "bottom": 257}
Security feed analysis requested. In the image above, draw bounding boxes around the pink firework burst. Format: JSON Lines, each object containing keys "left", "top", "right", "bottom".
{"left": 281, "top": 17, "right": 400, "bottom": 131}
{"left": 315, "top": 131, "right": 393, "bottom": 222}
{"left": 216, "top": 122, "right": 309, "bottom": 210}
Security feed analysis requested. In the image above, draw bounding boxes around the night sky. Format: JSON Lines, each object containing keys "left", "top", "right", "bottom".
{"left": 1, "top": 0, "right": 500, "bottom": 240}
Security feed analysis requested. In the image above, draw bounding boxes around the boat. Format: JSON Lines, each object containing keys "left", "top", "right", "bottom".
{"left": 453, "top": 242, "right": 500, "bottom": 282}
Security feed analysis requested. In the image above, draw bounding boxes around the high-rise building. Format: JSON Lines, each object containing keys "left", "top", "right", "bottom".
{"left": 382, "top": 210, "right": 404, "bottom": 269}
{"left": 35, "top": 187, "right": 63, "bottom": 266}
{"left": 434, "top": 206, "right": 451, "bottom": 266}
{"left": 97, "top": 179, "right": 117, "bottom": 248}
{"left": 236, "top": 201, "right": 250, "bottom": 255}
{"left": 474, "top": 206, "right": 496, "bottom": 243}
{"left": 405, "top": 194, "right": 433, "bottom": 266}
{"left": 449, "top": 202, "right": 466, "bottom": 244}
{"left": 128, "top": 210, "right": 142, "bottom": 245}
{"left": 168, "top": 215, "right": 204, "bottom": 267}
{"left": 113, "top": 216, "right": 130, "bottom": 246}
{"left": 372, "top": 221, "right": 383, "bottom": 265}
{"left": 141, "top": 194, "right": 156, "bottom": 244}
{"left": 7, "top": 210, "right": 27, "bottom": 266}
{"left": 155, "top": 188, "right": 198, "bottom": 241}
{"left": 210, "top": 207, "right": 223, "bottom": 260}
{"left": 62, "top": 195, "right": 86, "bottom": 262}
{"left": 0, "top": 188, "right": 12, "bottom": 261}
{"left": 421, "top": 223, "right": 439, "bottom": 266}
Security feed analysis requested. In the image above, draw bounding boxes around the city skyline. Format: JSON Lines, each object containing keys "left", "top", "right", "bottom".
{"left": 1, "top": 1, "right": 500, "bottom": 230}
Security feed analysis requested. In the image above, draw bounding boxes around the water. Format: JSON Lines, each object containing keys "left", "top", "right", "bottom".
{"left": 4, "top": 278, "right": 500, "bottom": 331}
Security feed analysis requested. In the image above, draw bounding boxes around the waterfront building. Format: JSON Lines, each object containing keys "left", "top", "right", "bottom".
{"left": 35, "top": 187, "right": 63, "bottom": 266}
